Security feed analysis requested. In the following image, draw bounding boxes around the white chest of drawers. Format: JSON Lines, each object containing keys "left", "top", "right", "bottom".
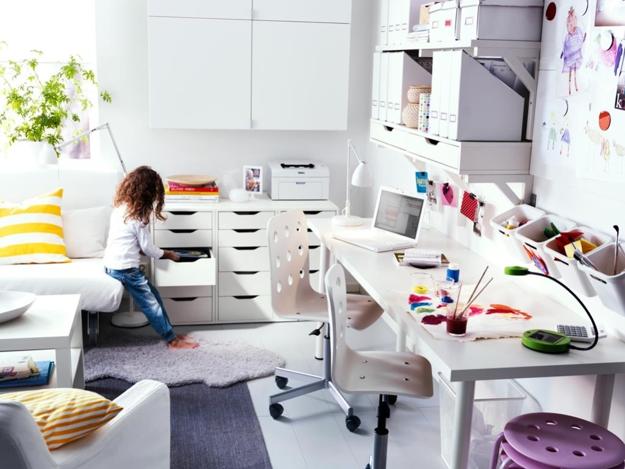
{"left": 152, "top": 197, "right": 337, "bottom": 325}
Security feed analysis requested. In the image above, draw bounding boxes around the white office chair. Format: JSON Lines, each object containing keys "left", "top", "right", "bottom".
{"left": 267, "top": 211, "right": 383, "bottom": 432}
{"left": 326, "top": 263, "right": 434, "bottom": 469}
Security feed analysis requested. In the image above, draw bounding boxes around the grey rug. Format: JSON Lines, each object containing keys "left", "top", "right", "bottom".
{"left": 88, "top": 378, "right": 272, "bottom": 469}
{"left": 85, "top": 331, "right": 285, "bottom": 387}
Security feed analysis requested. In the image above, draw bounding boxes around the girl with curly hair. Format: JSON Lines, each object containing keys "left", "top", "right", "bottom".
{"left": 104, "top": 166, "right": 199, "bottom": 350}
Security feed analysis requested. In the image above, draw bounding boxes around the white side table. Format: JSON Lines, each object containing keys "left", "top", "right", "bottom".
{"left": 0, "top": 295, "right": 84, "bottom": 391}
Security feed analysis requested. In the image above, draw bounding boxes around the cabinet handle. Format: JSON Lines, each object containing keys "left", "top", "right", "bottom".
{"left": 233, "top": 295, "right": 259, "bottom": 300}
{"left": 233, "top": 271, "right": 260, "bottom": 275}
{"left": 304, "top": 211, "right": 322, "bottom": 215}
{"left": 233, "top": 229, "right": 260, "bottom": 233}
{"left": 169, "top": 211, "right": 197, "bottom": 216}
{"left": 233, "top": 247, "right": 260, "bottom": 251}
{"left": 233, "top": 211, "right": 260, "bottom": 216}
{"left": 170, "top": 297, "right": 198, "bottom": 302}
{"left": 169, "top": 229, "right": 197, "bottom": 234}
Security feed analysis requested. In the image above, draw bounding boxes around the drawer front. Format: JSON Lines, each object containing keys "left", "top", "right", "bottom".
{"left": 148, "top": 0, "right": 252, "bottom": 20}
{"left": 219, "top": 247, "right": 269, "bottom": 272}
{"left": 219, "top": 229, "right": 268, "bottom": 247}
{"left": 159, "top": 285, "right": 213, "bottom": 298}
{"left": 163, "top": 297, "right": 213, "bottom": 325}
{"left": 309, "top": 270, "right": 321, "bottom": 293}
{"left": 308, "top": 230, "right": 321, "bottom": 246}
{"left": 155, "top": 229, "right": 213, "bottom": 248}
{"left": 309, "top": 246, "right": 321, "bottom": 270}
{"left": 157, "top": 211, "right": 213, "bottom": 230}
{"left": 219, "top": 211, "right": 274, "bottom": 229}
{"left": 219, "top": 272, "right": 271, "bottom": 296}
{"left": 154, "top": 254, "right": 216, "bottom": 287}
{"left": 218, "top": 296, "right": 274, "bottom": 322}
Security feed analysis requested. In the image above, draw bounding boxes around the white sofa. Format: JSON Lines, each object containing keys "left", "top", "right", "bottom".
{"left": 0, "top": 165, "right": 125, "bottom": 342}
{"left": 0, "top": 380, "right": 170, "bottom": 469}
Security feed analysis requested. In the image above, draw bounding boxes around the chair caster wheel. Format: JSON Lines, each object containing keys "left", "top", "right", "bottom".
{"left": 275, "top": 376, "right": 288, "bottom": 389}
{"left": 269, "top": 403, "right": 284, "bottom": 419}
{"left": 365, "top": 464, "right": 371, "bottom": 469}
{"left": 387, "top": 394, "right": 398, "bottom": 405}
{"left": 345, "top": 415, "right": 361, "bottom": 432}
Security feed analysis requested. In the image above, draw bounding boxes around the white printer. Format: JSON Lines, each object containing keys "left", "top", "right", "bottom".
{"left": 268, "top": 161, "right": 330, "bottom": 200}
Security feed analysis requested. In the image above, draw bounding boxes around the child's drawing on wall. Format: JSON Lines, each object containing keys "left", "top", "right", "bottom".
{"left": 562, "top": 7, "right": 586, "bottom": 95}
{"left": 560, "top": 120, "right": 571, "bottom": 157}
{"left": 548, "top": 112, "right": 558, "bottom": 150}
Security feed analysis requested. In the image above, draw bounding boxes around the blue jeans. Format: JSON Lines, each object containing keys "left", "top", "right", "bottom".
{"left": 105, "top": 267, "right": 177, "bottom": 343}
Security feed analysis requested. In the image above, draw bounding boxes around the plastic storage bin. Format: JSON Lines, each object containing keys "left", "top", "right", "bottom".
{"left": 438, "top": 375, "right": 541, "bottom": 469}
{"left": 458, "top": 0, "right": 543, "bottom": 42}
{"left": 515, "top": 215, "right": 575, "bottom": 278}
{"left": 581, "top": 242, "right": 625, "bottom": 315}
{"left": 490, "top": 204, "right": 546, "bottom": 263}
{"left": 429, "top": 1, "right": 459, "bottom": 43}
{"left": 544, "top": 227, "right": 612, "bottom": 297}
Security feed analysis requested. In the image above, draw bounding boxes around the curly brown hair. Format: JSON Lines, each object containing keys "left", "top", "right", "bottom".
{"left": 114, "top": 166, "right": 165, "bottom": 224}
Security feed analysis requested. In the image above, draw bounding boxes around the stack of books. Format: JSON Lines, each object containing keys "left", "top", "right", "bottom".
{"left": 0, "top": 355, "right": 54, "bottom": 389}
{"left": 165, "top": 175, "right": 220, "bottom": 203}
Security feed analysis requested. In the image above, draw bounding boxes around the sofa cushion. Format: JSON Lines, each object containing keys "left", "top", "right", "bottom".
{"left": 62, "top": 207, "right": 111, "bottom": 259}
{"left": 0, "top": 258, "right": 124, "bottom": 313}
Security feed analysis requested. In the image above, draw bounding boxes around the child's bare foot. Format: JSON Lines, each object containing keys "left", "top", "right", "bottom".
{"left": 168, "top": 336, "right": 199, "bottom": 350}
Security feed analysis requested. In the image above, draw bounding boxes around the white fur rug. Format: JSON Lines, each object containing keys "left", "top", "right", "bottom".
{"left": 85, "top": 332, "right": 285, "bottom": 387}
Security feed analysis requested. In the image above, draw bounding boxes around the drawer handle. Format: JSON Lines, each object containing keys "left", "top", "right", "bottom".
{"left": 170, "top": 297, "right": 198, "bottom": 302}
{"left": 233, "top": 229, "right": 260, "bottom": 233}
{"left": 309, "top": 245, "right": 320, "bottom": 250}
{"left": 169, "top": 211, "right": 197, "bottom": 216}
{"left": 425, "top": 138, "right": 440, "bottom": 146}
{"left": 233, "top": 295, "right": 259, "bottom": 300}
{"left": 233, "top": 211, "right": 260, "bottom": 216}
{"left": 383, "top": 125, "right": 394, "bottom": 132}
{"left": 233, "top": 247, "right": 260, "bottom": 251}
{"left": 309, "top": 269, "right": 319, "bottom": 274}
{"left": 169, "top": 229, "right": 197, "bottom": 234}
{"left": 233, "top": 271, "right": 260, "bottom": 275}
{"left": 304, "top": 211, "right": 322, "bottom": 215}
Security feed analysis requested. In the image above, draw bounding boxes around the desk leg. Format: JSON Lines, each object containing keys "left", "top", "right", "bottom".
{"left": 55, "top": 347, "right": 73, "bottom": 388}
{"left": 450, "top": 381, "right": 475, "bottom": 469}
{"left": 592, "top": 374, "right": 615, "bottom": 428}
{"left": 395, "top": 321, "right": 407, "bottom": 352}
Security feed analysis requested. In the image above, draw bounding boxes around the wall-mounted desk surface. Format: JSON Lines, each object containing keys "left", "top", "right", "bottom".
{"left": 308, "top": 217, "right": 625, "bottom": 469}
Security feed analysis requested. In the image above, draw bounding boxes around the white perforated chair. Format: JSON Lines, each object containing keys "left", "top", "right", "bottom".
{"left": 267, "top": 211, "right": 383, "bottom": 432}
{"left": 326, "top": 263, "right": 434, "bottom": 469}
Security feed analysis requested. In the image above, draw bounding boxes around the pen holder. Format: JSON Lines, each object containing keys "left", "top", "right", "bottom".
{"left": 490, "top": 205, "right": 546, "bottom": 263}
{"left": 581, "top": 242, "right": 625, "bottom": 315}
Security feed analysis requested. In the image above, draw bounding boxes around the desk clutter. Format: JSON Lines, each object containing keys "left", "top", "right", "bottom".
{"left": 164, "top": 175, "right": 219, "bottom": 204}
{"left": 0, "top": 355, "right": 54, "bottom": 389}
{"left": 492, "top": 204, "right": 625, "bottom": 316}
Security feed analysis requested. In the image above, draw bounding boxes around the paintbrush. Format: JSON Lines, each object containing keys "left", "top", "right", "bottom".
{"left": 465, "top": 266, "right": 489, "bottom": 308}
{"left": 614, "top": 225, "right": 620, "bottom": 275}
{"left": 459, "top": 277, "right": 494, "bottom": 318}
{"left": 453, "top": 284, "right": 463, "bottom": 319}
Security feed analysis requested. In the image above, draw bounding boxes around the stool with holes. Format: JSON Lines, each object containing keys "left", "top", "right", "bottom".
{"left": 490, "top": 412, "right": 625, "bottom": 469}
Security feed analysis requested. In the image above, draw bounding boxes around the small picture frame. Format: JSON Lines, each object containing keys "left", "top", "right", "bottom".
{"left": 243, "top": 165, "right": 263, "bottom": 193}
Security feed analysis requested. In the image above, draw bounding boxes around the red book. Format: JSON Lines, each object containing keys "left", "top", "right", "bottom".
{"left": 166, "top": 184, "right": 219, "bottom": 193}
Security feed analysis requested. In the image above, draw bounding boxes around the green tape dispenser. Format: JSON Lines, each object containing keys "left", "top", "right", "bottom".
{"left": 522, "top": 329, "right": 571, "bottom": 354}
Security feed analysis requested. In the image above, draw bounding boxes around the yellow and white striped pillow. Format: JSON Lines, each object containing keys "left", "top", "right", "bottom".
{"left": 3, "top": 388, "right": 123, "bottom": 450}
{"left": 0, "top": 188, "right": 69, "bottom": 265}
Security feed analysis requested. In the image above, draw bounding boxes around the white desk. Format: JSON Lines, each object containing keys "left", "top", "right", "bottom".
{"left": 309, "top": 218, "right": 625, "bottom": 469}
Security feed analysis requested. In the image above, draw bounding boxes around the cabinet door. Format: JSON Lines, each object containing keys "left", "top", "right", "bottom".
{"left": 253, "top": 0, "right": 351, "bottom": 23}
{"left": 148, "top": 17, "right": 252, "bottom": 129}
{"left": 148, "top": 0, "right": 251, "bottom": 20}
{"left": 252, "top": 21, "right": 350, "bottom": 130}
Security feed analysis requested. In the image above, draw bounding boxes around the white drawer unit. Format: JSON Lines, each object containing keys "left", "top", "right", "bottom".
{"left": 219, "top": 247, "right": 269, "bottom": 272}
{"left": 159, "top": 285, "right": 213, "bottom": 299}
{"left": 155, "top": 229, "right": 213, "bottom": 248}
{"left": 218, "top": 211, "right": 274, "bottom": 229}
{"left": 157, "top": 211, "right": 213, "bottom": 230}
{"left": 163, "top": 297, "right": 213, "bottom": 325}
{"left": 219, "top": 272, "right": 271, "bottom": 297}
{"left": 219, "top": 229, "right": 267, "bottom": 247}
{"left": 252, "top": 0, "right": 351, "bottom": 23}
{"left": 218, "top": 296, "right": 274, "bottom": 322}
{"left": 309, "top": 246, "right": 322, "bottom": 271}
{"left": 154, "top": 252, "right": 216, "bottom": 288}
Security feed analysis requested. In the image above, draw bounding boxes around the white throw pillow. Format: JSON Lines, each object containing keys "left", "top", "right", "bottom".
{"left": 62, "top": 206, "right": 110, "bottom": 259}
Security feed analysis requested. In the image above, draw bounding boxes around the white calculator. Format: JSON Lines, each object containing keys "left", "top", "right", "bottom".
{"left": 556, "top": 324, "right": 607, "bottom": 343}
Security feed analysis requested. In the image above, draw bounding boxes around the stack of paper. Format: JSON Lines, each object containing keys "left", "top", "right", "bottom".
{"left": 395, "top": 249, "right": 447, "bottom": 268}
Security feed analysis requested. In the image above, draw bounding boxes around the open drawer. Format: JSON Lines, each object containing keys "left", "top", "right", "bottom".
{"left": 154, "top": 248, "right": 216, "bottom": 287}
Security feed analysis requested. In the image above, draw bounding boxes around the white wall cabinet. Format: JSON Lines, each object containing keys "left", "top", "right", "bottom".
{"left": 252, "top": 0, "right": 351, "bottom": 23}
{"left": 251, "top": 21, "right": 351, "bottom": 131}
{"left": 147, "top": 0, "right": 351, "bottom": 130}
{"left": 148, "top": 17, "right": 252, "bottom": 129}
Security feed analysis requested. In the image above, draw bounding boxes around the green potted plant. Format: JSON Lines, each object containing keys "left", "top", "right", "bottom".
{"left": 0, "top": 46, "right": 111, "bottom": 165}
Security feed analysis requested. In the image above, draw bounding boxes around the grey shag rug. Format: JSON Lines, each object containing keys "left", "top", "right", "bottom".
{"left": 85, "top": 332, "right": 285, "bottom": 387}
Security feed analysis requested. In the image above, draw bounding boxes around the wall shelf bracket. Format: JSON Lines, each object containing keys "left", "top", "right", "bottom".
{"left": 466, "top": 174, "right": 534, "bottom": 205}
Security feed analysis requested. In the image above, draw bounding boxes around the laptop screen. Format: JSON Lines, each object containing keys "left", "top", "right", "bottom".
{"left": 374, "top": 190, "right": 424, "bottom": 239}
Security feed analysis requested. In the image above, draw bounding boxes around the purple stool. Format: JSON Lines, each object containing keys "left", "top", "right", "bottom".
{"left": 490, "top": 413, "right": 625, "bottom": 469}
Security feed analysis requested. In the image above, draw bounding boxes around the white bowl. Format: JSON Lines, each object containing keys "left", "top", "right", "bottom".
{"left": 0, "top": 291, "right": 36, "bottom": 324}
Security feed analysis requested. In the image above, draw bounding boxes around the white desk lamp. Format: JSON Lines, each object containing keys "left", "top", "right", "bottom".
{"left": 57, "top": 124, "right": 149, "bottom": 329}
{"left": 333, "top": 139, "right": 373, "bottom": 227}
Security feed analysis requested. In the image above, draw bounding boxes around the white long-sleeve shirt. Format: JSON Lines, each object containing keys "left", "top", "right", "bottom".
{"left": 103, "top": 205, "right": 164, "bottom": 270}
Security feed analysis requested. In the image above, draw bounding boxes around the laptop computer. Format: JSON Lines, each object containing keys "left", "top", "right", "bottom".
{"left": 333, "top": 187, "right": 426, "bottom": 253}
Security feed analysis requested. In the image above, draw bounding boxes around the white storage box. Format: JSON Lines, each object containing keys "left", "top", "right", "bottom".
{"left": 430, "top": 50, "right": 525, "bottom": 140}
{"left": 385, "top": 52, "right": 432, "bottom": 124}
{"left": 490, "top": 204, "right": 545, "bottom": 263}
{"left": 439, "top": 376, "right": 541, "bottom": 469}
{"left": 459, "top": 0, "right": 543, "bottom": 42}
{"left": 515, "top": 215, "right": 575, "bottom": 278}
{"left": 581, "top": 242, "right": 625, "bottom": 315}
{"left": 545, "top": 227, "right": 612, "bottom": 297}
{"left": 429, "top": 1, "right": 459, "bottom": 43}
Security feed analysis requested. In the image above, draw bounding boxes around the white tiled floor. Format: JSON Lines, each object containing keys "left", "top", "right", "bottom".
{"left": 187, "top": 320, "right": 448, "bottom": 469}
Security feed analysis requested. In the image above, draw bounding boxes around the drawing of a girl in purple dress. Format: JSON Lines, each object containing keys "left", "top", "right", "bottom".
{"left": 561, "top": 7, "right": 585, "bottom": 95}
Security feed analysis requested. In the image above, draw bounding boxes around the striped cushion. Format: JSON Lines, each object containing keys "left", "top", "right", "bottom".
{"left": 3, "top": 388, "right": 123, "bottom": 450}
{"left": 0, "top": 188, "right": 69, "bottom": 265}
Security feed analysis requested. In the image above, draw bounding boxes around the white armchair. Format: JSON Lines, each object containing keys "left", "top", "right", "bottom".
{"left": 0, "top": 380, "right": 170, "bottom": 469}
